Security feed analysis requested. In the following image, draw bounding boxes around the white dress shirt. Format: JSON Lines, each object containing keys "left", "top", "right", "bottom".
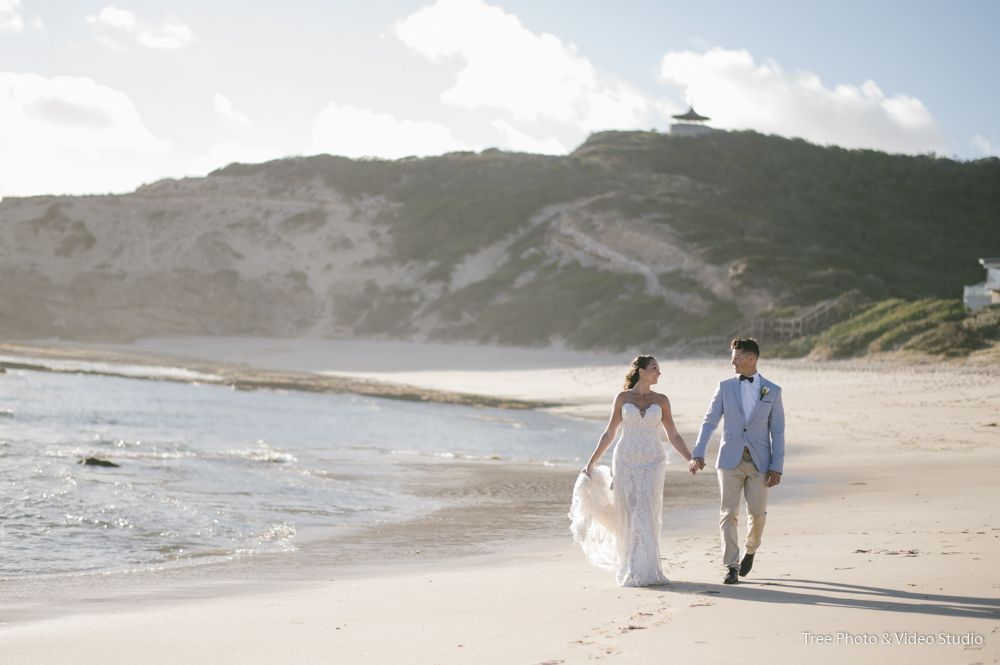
{"left": 739, "top": 371, "right": 761, "bottom": 420}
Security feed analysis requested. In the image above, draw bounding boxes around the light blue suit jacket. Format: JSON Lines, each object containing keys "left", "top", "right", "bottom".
{"left": 692, "top": 376, "right": 785, "bottom": 474}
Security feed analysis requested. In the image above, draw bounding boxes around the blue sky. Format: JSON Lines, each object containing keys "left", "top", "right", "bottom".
{"left": 1, "top": 0, "right": 997, "bottom": 197}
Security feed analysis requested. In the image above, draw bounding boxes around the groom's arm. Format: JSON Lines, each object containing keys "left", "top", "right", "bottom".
{"left": 691, "top": 382, "right": 724, "bottom": 462}
{"left": 766, "top": 387, "right": 786, "bottom": 486}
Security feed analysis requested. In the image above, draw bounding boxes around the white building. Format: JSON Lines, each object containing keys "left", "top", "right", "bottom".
{"left": 964, "top": 257, "right": 1000, "bottom": 310}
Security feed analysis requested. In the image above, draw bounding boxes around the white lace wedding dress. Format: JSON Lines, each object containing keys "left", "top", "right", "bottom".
{"left": 569, "top": 402, "right": 668, "bottom": 586}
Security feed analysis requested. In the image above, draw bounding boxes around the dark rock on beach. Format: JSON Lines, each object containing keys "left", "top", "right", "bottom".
{"left": 78, "top": 457, "right": 121, "bottom": 467}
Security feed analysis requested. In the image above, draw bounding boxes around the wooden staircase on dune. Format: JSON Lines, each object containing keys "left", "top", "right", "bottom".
{"left": 663, "top": 298, "right": 842, "bottom": 358}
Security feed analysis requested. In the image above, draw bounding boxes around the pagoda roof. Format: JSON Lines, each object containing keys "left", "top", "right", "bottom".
{"left": 672, "top": 106, "right": 710, "bottom": 122}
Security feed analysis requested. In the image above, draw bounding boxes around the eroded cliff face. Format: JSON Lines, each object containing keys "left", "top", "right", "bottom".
{"left": 0, "top": 160, "right": 760, "bottom": 346}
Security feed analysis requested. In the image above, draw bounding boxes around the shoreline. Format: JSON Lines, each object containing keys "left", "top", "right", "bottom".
{"left": 0, "top": 336, "right": 723, "bottom": 614}
{"left": 2, "top": 335, "right": 998, "bottom": 664}
{"left": 0, "top": 454, "right": 724, "bottom": 630}
{"left": 0, "top": 341, "right": 553, "bottom": 410}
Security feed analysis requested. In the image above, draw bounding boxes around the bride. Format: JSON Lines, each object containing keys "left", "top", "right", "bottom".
{"left": 569, "top": 355, "right": 700, "bottom": 586}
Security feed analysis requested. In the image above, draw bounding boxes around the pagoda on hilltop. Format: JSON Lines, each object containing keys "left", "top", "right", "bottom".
{"left": 669, "top": 105, "right": 722, "bottom": 137}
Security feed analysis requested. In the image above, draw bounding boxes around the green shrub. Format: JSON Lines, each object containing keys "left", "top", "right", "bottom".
{"left": 769, "top": 298, "right": 987, "bottom": 359}
{"left": 906, "top": 304, "right": 1000, "bottom": 356}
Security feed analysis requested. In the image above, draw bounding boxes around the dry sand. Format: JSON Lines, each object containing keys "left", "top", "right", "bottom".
{"left": 1, "top": 336, "right": 998, "bottom": 664}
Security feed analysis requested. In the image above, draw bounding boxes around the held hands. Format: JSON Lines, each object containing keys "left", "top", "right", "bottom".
{"left": 687, "top": 457, "right": 705, "bottom": 476}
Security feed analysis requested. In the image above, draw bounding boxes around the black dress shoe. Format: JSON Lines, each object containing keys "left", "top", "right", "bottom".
{"left": 723, "top": 567, "right": 739, "bottom": 584}
{"left": 739, "top": 552, "right": 755, "bottom": 576}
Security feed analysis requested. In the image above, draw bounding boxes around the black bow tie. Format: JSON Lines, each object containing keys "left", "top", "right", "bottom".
{"left": 740, "top": 375, "right": 754, "bottom": 383}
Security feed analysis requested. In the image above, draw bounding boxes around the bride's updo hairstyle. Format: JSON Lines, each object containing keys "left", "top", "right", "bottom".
{"left": 623, "top": 355, "right": 656, "bottom": 390}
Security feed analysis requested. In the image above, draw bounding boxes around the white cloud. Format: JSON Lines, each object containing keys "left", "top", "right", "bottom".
{"left": 309, "top": 103, "right": 474, "bottom": 159}
{"left": 395, "top": 0, "right": 665, "bottom": 134}
{"left": 136, "top": 21, "right": 193, "bottom": 50}
{"left": 0, "top": 0, "right": 23, "bottom": 33}
{"left": 86, "top": 6, "right": 193, "bottom": 50}
{"left": 492, "top": 118, "right": 567, "bottom": 154}
{"left": 87, "top": 6, "right": 136, "bottom": 31}
{"left": 659, "top": 48, "right": 946, "bottom": 155}
{"left": 971, "top": 134, "right": 998, "bottom": 157}
{"left": 0, "top": 72, "right": 170, "bottom": 196}
{"left": 213, "top": 93, "right": 252, "bottom": 129}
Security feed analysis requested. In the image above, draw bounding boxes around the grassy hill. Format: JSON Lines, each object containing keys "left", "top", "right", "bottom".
{"left": 223, "top": 130, "right": 1000, "bottom": 302}
{"left": 3, "top": 130, "right": 998, "bottom": 354}
{"left": 771, "top": 300, "right": 1000, "bottom": 359}
{"left": 572, "top": 131, "right": 1000, "bottom": 302}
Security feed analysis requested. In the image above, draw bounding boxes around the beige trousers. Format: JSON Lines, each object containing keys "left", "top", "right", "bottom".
{"left": 717, "top": 447, "right": 768, "bottom": 569}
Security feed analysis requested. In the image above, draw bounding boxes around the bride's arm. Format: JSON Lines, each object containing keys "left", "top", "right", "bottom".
{"left": 583, "top": 393, "right": 625, "bottom": 476}
{"left": 659, "top": 397, "right": 697, "bottom": 474}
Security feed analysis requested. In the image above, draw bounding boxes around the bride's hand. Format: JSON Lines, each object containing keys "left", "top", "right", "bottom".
{"left": 582, "top": 463, "right": 594, "bottom": 477}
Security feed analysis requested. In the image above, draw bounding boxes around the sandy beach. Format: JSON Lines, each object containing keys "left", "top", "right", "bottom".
{"left": 1, "top": 336, "right": 998, "bottom": 664}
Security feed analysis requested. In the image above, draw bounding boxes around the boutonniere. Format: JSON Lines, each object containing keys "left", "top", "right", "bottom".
{"left": 760, "top": 386, "right": 770, "bottom": 398}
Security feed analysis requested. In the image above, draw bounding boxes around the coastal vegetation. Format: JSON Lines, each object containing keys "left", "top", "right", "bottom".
{"left": 771, "top": 300, "right": 1000, "bottom": 359}
{"left": 224, "top": 129, "right": 1000, "bottom": 303}
{"left": 559, "top": 130, "right": 998, "bottom": 303}
{"left": 2, "top": 130, "right": 998, "bottom": 358}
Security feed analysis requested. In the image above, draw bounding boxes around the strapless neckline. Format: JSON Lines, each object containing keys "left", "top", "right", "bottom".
{"left": 623, "top": 402, "right": 660, "bottom": 419}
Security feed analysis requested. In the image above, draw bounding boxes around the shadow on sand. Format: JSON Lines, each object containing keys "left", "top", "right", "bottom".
{"left": 646, "top": 579, "right": 1000, "bottom": 620}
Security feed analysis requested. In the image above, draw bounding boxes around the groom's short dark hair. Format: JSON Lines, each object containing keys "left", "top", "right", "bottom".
{"left": 731, "top": 337, "right": 760, "bottom": 357}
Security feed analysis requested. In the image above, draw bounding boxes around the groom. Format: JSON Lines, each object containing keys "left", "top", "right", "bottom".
{"left": 689, "top": 337, "right": 785, "bottom": 585}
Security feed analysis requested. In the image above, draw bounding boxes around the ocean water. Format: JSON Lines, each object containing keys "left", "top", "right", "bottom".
{"left": 0, "top": 363, "right": 601, "bottom": 580}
